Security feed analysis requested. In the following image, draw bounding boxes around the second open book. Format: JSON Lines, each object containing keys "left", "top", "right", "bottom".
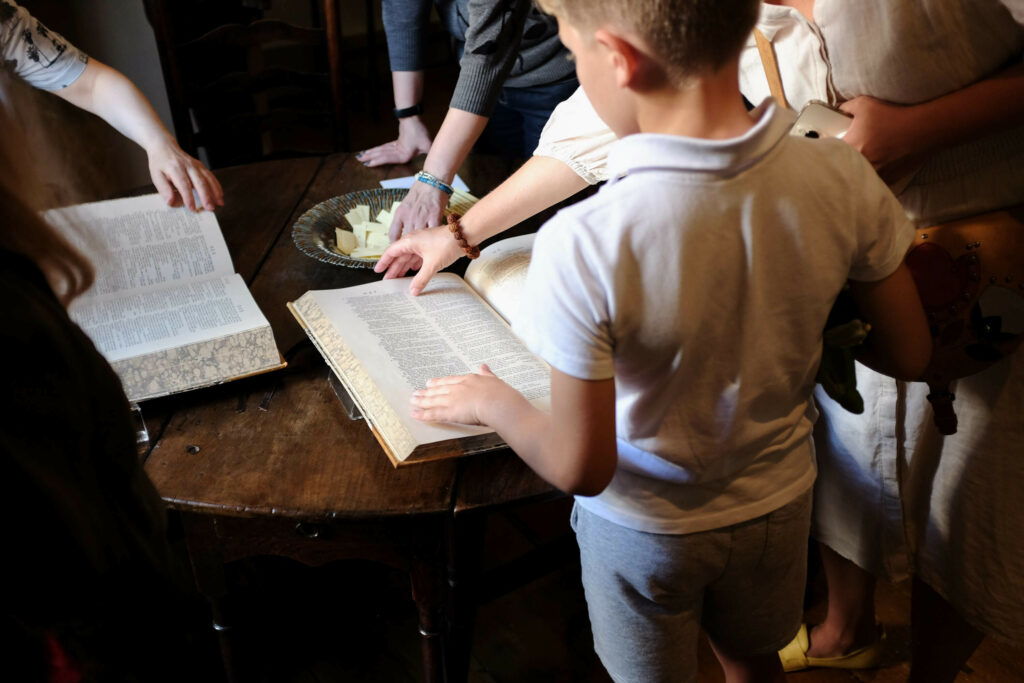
{"left": 289, "top": 235, "right": 548, "bottom": 466}
{"left": 55, "top": 194, "right": 285, "bottom": 402}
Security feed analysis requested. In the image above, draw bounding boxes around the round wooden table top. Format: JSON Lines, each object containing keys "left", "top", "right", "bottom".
{"left": 142, "top": 153, "right": 561, "bottom": 522}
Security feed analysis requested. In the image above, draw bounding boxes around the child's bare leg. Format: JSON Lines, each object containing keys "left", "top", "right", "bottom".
{"left": 806, "top": 543, "right": 878, "bottom": 657}
{"left": 710, "top": 641, "right": 785, "bottom": 683}
{"left": 908, "top": 576, "right": 984, "bottom": 683}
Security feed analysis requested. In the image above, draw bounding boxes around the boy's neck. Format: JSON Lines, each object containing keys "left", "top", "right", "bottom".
{"left": 634, "top": 59, "right": 754, "bottom": 140}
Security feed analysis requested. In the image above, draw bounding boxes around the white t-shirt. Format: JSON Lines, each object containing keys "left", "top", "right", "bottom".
{"left": 514, "top": 101, "right": 914, "bottom": 534}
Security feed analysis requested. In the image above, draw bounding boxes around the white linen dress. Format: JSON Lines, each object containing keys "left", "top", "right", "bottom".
{"left": 797, "top": 0, "right": 1024, "bottom": 646}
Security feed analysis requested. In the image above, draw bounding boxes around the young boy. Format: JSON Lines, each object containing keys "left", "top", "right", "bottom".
{"left": 409, "top": 0, "right": 930, "bottom": 680}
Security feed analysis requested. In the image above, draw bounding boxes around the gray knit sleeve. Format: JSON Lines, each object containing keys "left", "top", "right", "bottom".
{"left": 0, "top": 1, "right": 88, "bottom": 90}
{"left": 382, "top": 0, "right": 435, "bottom": 73}
{"left": 450, "top": 0, "right": 532, "bottom": 116}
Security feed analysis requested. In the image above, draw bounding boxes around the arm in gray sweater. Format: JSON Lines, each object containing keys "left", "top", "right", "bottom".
{"left": 452, "top": 0, "right": 532, "bottom": 115}
{"left": 383, "top": 0, "right": 572, "bottom": 117}
{"left": 381, "top": 0, "right": 434, "bottom": 74}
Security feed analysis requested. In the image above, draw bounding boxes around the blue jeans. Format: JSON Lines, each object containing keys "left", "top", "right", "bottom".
{"left": 475, "top": 77, "right": 580, "bottom": 158}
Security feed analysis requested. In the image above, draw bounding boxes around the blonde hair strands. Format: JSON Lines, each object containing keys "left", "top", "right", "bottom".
{"left": 537, "top": 0, "right": 759, "bottom": 85}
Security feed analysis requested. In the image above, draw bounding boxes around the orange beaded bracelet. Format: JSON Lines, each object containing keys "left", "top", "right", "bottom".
{"left": 446, "top": 212, "right": 480, "bottom": 259}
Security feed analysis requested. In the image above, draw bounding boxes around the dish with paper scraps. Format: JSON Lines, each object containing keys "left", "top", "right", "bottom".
{"left": 291, "top": 188, "right": 406, "bottom": 269}
{"left": 291, "top": 187, "right": 479, "bottom": 269}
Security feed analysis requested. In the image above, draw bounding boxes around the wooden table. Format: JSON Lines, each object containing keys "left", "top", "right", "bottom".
{"left": 140, "top": 153, "right": 564, "bottom": 682}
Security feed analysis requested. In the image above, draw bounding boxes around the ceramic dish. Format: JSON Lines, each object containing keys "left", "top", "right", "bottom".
{"left": 291, "top": 187, "right": 408, "bottom": 269}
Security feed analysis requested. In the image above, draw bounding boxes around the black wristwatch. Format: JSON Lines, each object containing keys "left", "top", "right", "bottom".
{"left": 393, "top": 103, "right": 424, "bottom": 119}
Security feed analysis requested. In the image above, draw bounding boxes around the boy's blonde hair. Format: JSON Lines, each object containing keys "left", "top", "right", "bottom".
{"left": 538, "top": 0, "right": 760, "bottom": 85}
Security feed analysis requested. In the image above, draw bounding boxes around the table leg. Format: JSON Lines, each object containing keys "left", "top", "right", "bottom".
{"left": 444, "top": 512, "right": 487, "bottom": 683}
{"left": 181, "top": 514, "right": 241, "bottom": 683}
{"left": 410, "top": 545, "right": 447, "bottom": 683}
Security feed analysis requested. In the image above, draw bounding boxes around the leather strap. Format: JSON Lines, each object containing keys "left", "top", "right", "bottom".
{"left": 754, "top": 29, "right": 791, "bottom": 110}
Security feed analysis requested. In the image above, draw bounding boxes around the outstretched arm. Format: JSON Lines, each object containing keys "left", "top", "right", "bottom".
{"left": 386, "top": 108, "right": 490, "bottom": 240}
{"left": 456, "top": 155, "right": 590, "bottom": 246}
{"left": 382, "top": 0, "right": 542, "bottom": 238}
{"left": 357, "top": 70, "right": 434, "bottom": 167}
{"left": 366, "top": 0, "right": 436, "bottom": 169}
{"left": 374, "top": 155, "right": 589, "bottom": 291}
{"left": 55, "top": 59, "right": 223, "bottom": 211}
{"left": 411, "top": 365, "right": 617, "bottom": 496}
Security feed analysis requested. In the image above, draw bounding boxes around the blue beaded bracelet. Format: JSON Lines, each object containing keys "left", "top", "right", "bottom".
{"left": 414, "top": 170, "right": 454, "bottom": 195}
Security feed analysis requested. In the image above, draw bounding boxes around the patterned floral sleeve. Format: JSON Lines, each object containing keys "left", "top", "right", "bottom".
{"left": 0, "top": 0, "right": 87, "bottom": 90}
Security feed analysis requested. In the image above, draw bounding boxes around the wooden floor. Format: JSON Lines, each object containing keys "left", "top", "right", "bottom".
{"left": 177, "top": 494, "right": 1024, "bottom": 682}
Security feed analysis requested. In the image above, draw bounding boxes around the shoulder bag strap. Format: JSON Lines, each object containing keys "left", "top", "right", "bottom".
{"left": 754, "top": 28, "right": 791, "bottom": 110}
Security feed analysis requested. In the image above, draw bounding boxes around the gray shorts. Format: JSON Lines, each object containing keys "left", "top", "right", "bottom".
{"left": 571, "top": 489, "right": 812, "bottom": 683}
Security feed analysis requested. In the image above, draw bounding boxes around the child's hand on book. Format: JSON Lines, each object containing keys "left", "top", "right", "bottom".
{"left": 375, "top": 224, "right": 463, "bottom": 294}
{"left": 410, "top": 364, "right": 518, "bottom": 426}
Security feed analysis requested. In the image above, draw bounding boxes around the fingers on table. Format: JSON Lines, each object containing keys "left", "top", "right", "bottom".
{"left": 187, "top": 165, "right": 222, "bottom": 211}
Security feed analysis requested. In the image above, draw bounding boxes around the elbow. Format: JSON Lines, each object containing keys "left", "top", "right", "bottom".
{"left": 892, "top": 337, "right": 932, "bottom": 381}
{"left": 888, "top": 311, "right": 933, "bottom": 381}
{"left": 557, "top": 449, "right": 617, "bottom": 497}
{"left": 862, "top": 325, "right": 933, "bottom": 381}
{"left": 566, "top": 475, "right": 610, "bottom": 498}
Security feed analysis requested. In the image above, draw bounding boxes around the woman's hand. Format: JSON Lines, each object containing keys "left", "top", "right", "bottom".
{"left": 357, "top": 117, "right": 433, "bottom": 167}
{"left": 374, "top": 224, "right": 463, "bottom": 293}
{"left": 54, "top": 58, "right": 224, "bottom": 212}
{"left": 839, "top": 96, "right": 926, "bottom": 186}
{"left": 410, "top": 364, "right": 518, "bottom": 425}
{"left": 146, "top": 138, "right": 224, "bottom": 211}
{"left": 387, "top": 180, "right": 450, "bottom": 241}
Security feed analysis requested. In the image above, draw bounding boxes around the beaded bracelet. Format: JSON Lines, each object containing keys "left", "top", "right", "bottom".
{"left": 446, "top": 212, "right": 480, "bottom": 259}
{"left": 414, "top": 170, "right": 454, "bottom": 195}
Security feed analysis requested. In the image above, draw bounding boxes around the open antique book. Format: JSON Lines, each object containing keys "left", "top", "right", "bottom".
{"left": 289, "top": 234, "right": 545, "bottom": 466}
{"left": 51, "top": 194, "right": 285, "bottom": 402}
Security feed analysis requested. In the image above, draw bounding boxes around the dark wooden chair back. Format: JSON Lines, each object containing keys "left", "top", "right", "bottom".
{"left": 143, "top": 0, "right": 348, "bottom": 168}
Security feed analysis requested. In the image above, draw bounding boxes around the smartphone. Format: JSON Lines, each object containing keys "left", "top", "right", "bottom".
{"left": 790, "top": 100, "right": 853, "bottom": 139}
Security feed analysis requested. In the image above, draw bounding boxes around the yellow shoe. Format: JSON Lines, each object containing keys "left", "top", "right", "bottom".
{"left": 778, "top": 623, "right": 885, "bottom": 673}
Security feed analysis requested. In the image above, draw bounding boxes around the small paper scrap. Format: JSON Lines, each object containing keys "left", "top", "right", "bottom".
{"left": 333, "top": 192, "right": 480, "bottom": 260}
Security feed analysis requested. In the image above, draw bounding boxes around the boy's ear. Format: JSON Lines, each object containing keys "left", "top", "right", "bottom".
{"left": 594, "top": 29, "right": 645, "bottom": 89}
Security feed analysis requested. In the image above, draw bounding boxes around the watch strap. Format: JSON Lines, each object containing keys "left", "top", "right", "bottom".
{"left": 393, "top": 103, "right": 424, "bottom": 119}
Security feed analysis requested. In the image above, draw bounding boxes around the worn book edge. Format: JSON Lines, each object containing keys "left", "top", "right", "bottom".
{"left": 288, "top": 295, "right": 506, "bottom": 467}
{"left": 112, "top": 324, "right": 286, "bottom": 402}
